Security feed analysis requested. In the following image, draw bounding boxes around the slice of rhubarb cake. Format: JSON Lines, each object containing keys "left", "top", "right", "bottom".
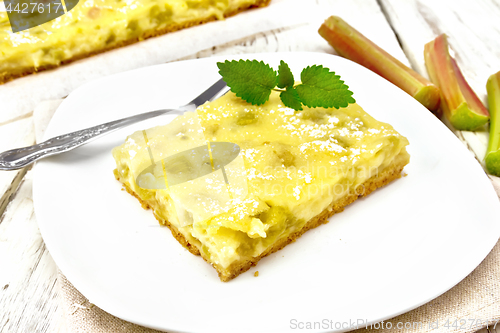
{"left": 0, "top": 0, "right": 271, "bottom": 84}
{"left": 112, "top": 89, "right": 410, "bottom": 281}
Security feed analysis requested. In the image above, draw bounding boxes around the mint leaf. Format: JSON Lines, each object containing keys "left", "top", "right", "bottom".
{"left": 277, "top": 60, "right": 294, "bottom": 89}
{"left": 280, "top": 87, "right": 303, "bottom": 111}
{"left": 217, "top": 60, "right": 355, "bottom": 111}
{"left": 296, "top": 65, "right": 355, "bottom": 109}
{"left": 217, "top": 60, "right": 277, "bottom": 105}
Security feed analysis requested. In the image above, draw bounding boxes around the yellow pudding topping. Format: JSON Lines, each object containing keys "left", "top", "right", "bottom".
{"left": 112, "top": 90, "right": 410, "bottom": 279}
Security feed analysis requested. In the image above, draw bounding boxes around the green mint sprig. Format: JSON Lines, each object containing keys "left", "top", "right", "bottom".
{"left": 217, "top": 59, "right": 355, "bottom": 111}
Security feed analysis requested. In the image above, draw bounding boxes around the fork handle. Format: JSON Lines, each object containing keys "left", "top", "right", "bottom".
{"left": 0, "top": 109, "right": 175, "bottom": 170}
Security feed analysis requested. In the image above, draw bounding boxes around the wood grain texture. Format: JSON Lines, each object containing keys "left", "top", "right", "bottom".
{"left": 0, "top": 172, "right": 66, "bottom": 333}
{"left": 185, "top": 0, "right": 408, "bottom": 65}
{"left": 0, "top": 117, "right": 35, "bottom": 216}
{"left": 380, "top": 0, "right": 500, "bottom": 94}
{"left": 1, "top": 0, "right": 499, "bottom": 332}
{"left": 379, "top": 0, "right": 500, "bottom": 167}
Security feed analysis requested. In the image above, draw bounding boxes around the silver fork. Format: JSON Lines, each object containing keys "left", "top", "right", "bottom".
{"left": 0, "top": 78, "right": 228, "bottom": 171}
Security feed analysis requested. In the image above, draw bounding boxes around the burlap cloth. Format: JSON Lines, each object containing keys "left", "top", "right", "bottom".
{"left": 33, "top": 99, "right": 500, "bottom": 332}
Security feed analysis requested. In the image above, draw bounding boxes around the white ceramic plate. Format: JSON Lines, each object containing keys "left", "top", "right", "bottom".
{"left": 33, "top": 52, "right": 500, "bottom": 333}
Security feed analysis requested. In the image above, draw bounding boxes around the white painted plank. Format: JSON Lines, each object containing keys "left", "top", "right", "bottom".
{"left": 187, "top": 0, "right": 409, "bottom": 67}
{"left": 0, "top": 171, "right": 66, "bottom": 333}
{"left": 380, "top": 0, "right": 500, "bottom": 98}
{"left": 0, "top": 117, "right": 35, "bottom": 157}
{"left": 380, "top": 0, "right": 500, "bottom": 168}
{"left": 0, "top": 117, "right": 35, "bottom": 215}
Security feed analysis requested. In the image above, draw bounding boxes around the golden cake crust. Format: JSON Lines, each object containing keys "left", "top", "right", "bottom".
{"left": 0, "top": 0, "right": 271, "bottom": 85}
{"left": 114, "top": 158, "right": 406, "bottom": 282}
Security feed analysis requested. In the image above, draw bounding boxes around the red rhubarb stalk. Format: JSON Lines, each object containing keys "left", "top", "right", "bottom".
{"left": 486, "top": 71, "right": 500, "bottom": 176}
{"left": 424, "top": 34, "right": 489, "bottom": 131}
{"left": 318, "top": 16, "right": 441, "bottom": 112}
